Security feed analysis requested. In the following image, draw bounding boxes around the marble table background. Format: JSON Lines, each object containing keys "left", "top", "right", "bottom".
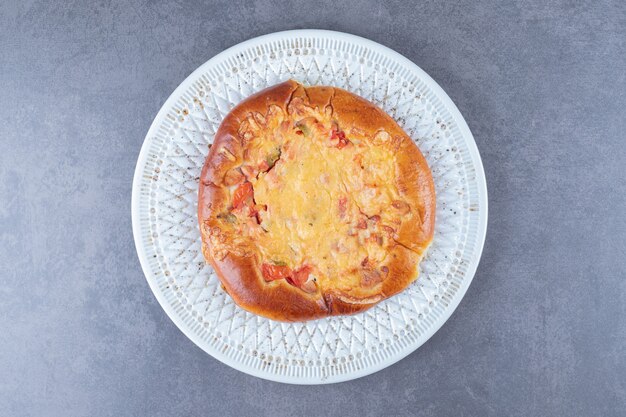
{"left": 1, "top": 1, "right": 625, "bottom": 416}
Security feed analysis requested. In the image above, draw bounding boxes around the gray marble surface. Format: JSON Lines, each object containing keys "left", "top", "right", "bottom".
{"left": 1, "top": 1, "right": 625, "bottom": 416}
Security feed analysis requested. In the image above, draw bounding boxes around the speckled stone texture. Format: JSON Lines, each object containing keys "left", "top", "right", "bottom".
{"left": 1, "top": 1, "right": 625, "bottom": 416}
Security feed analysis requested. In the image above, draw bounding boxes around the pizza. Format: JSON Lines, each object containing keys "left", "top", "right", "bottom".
{"left": 198, "top": 80, "right": 435, "bottom": 322}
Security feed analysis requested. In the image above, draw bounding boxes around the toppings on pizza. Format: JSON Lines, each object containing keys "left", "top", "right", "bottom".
{"left": 265, "top": 148, "right": 281, "bottom": 170}
{"left": 261, "top": 262, "right": 317, "bottom": 293}
{"left": 240, "top": 165, "right": 257, "bottom": 180}
{"left": 225, "top": 108, "right": 414, "bottom": 294}
{"left": 223, "top": 95, "right": 419, "bottom": 294}
{"left": 292, "top": 265, "right": 313, "bottom": 287}
{"left": 232, "top": 181, "right": 254, "bottom": 210}
{"left": 294, "top": 121, "right": 310, "bottom": 136}
{"left": 198, "top": 80, "right": 435, "bottom": 321}
{"left": 261, "top": 262, "right": 292, "bottom": 281}
{"left": 330, "top": 128, "right": 350, "bottom": 148}
{"left": 223, "top": 168, "right": 245, "bottom": 186}
{"left": 216, "top": 212, "right": 236, "bottom": 224}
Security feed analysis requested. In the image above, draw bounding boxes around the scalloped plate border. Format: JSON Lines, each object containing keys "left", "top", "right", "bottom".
{"left": 132, "top": 29, "right": 488, "bottom": 384}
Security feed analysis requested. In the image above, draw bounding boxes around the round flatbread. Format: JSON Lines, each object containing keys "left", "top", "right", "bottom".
{"left": 198, "top": 80, "right": 435, "bottom": 321}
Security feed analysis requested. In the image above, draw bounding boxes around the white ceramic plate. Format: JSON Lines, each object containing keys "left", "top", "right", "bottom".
{"left": 132, "top": 30, "right": 487, "bottom": 384}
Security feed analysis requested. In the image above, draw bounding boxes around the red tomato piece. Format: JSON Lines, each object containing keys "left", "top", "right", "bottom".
{"left": 331, "top": 129, "right": 350, "bottom": 148}
{"left": 291, "top": 265, "right": 313, "bottom": 287}
{"left": 261, "top": 263, "right": 292, "bottom": 281}
{"left": 232, "top": 182, "right": 253, "bottom": 209}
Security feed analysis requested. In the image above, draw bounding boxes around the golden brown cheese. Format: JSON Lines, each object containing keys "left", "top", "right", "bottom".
{"left": 198, "top": 80, "right": 435, "bottom": 322}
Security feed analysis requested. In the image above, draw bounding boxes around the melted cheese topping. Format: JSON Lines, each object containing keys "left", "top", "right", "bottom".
{"left": 225, "top": 99, "right": 413, "bottom": 293}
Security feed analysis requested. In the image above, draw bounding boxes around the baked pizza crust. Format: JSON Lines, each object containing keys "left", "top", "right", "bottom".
{"left": 199, "top": 80, "right": 435, "bottom": 321}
